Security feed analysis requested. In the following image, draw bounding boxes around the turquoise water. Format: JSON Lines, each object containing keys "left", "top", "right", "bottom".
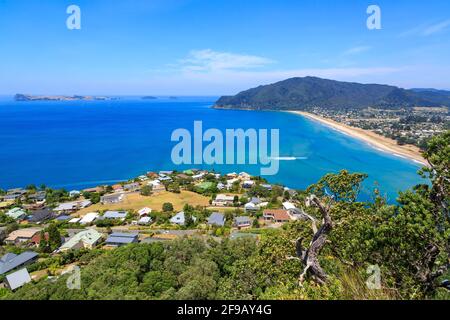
{"left": 0, "top": 96, "right": 423, "bottom": 202}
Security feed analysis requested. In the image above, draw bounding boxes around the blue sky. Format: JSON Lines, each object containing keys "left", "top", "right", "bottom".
{"left": 0, "top": 0, "right": 449, "bottom": 95}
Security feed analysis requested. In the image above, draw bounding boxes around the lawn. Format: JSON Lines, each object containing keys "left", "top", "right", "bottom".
{"left": 75, "top": 191, "right": 211, "bottom": 216}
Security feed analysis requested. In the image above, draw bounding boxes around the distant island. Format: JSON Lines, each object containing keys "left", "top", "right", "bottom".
{"left": 14, "top": 94, "right": 118, "bottom": 102}
{"left": 141, "top": 96, "right": 158, "bottom": 100}
{"left": 214, "top": 76, "right": 450, "bottom": 110}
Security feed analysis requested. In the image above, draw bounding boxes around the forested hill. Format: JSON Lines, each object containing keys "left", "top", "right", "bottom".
{"left": 214, "top": 77, "right": 450, "bottom": 110}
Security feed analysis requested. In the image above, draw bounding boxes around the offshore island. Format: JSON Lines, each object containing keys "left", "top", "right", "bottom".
{"left": 14, "top": 94, "right": 117, "bottom": 101}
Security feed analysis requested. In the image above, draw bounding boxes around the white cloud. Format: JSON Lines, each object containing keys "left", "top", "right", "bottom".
{"left": 178, "top": 49, "right": 275, "bottom": 72}
{"left": 343, "top": 46, "right": 371, "bottom": 55}
{"left": 400, "top": 19, "right": 450, "bottom": 37}
{"left": 422, "top": 19, "right": 450, "bottom": 36}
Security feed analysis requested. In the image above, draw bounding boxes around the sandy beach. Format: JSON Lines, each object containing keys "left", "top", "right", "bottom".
{"left": 290, "top": 111, "right": 428, "bottom": 166}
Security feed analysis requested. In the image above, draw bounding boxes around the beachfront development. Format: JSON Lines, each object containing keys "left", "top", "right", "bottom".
{"left": 290, "top": 111, "right": 430, "bottom": 165}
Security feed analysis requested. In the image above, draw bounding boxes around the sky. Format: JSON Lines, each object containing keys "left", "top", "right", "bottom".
{"left": 0, "top": 0, "right": 449, "bottom": 95}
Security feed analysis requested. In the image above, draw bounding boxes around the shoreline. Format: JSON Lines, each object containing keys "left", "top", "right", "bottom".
{"left": 289, "top": 111, "right": 428, "bottom": 166}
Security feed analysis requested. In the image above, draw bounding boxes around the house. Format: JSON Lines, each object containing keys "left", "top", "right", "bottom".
{"left": 250, "top": 197, "right": 262, "bottom": 205}
{"left": 212, "top": 194, "right": 235, "bottom": 206}
{"left": 176, "top": 173, "right": 190, "bottom": 180}
{"left": 263, "top": 209, "right": 292, "bottom": 223}
{"left": 69, "top": 218, "right": 81, "bottom": 224}
{"left": 82, "top": 186, "right": 103, "bottom": 193}
{"left": 242, "top": 180, "right": 255, "bottom": 188}
{"left": 244, "top": 202, "right": 259, "bottom": 212}
{"left": 138, "top": 216, "right": 152, "bottom": 225}
{"left": 112, "top": 184, "right": 124, "bottom": 192}
{"left": 261, "top": 184, "right": 272, "bottom": 191}
{"left": 6, "top": 207, "right": 27, "bottom": 220}
{"left": 158, "top": 176, "right": 172, "bottom": 182}
{"left": 59, "top": 229, "right": 103, "bottom": 251}
{"left": 54, "top": 200, "right": 92, "bottom": 213}
{"left": 192, "top": 173, "right": 205, "bottom": 180}
{"left": 0, "top": 201, "right": 14, "bottom": 209}
{"left": 207, "top": 212, "right": 225, "bottom": 227}
{"left": 101, "top": 193, "right": 124, "bottom": 205}
{"left": 123, "top": 182, "right": 140, "bottom": 192}
{"left": 79, "top": 212, "right": 99, "bottom": 225}
{"left": 105, "top": 233, "right": 139, "bottom": 247}
{"left": 4, "top": 268, "right": 32, "bottom": 291}
{"left": 146, "top": 171, "right": 159, "bottom": 179}
{"left": 239, "top": 172, "right": 251, "bottom": 180}
{"left": 159, "top": 170, "right": 173, "bottom": 176}
{"left": 217, "top": 182, "right": 225, "bottom": 190}
{"left": 4, "top": 188, "right": 26, "bottom": 201}
{"left": 27, "top": 191, "right": 46, "bottom": 203}
{"left": 55, "top": 215, "right": 72, "bottom": 222}
{"left": 282, "top": 201, "right": 296, "bottom": 211}
{"left": 69, "top": 190, "right": 81, "bottom": 198}
{"left": 234, "top": 216, "right": 252, "bottom": 228}
{"left": 4, "top": 228, "right": 41, "bottom": 245}
{"left": 103, "top": 211, "right": 127, "bottom": 220}
{"left": 169, "top": 211, "right": 196, "bottom": 226}
{"left": 148, "top": 180, "right": 165, "bottom": 192}
{"left": 30, "top": 232, "right": 49, "bottom": 246}
{"left": 27, "top": 207, "right": 55, "bottom": 223}
{"left": 285, "top": 188, "right": 298, "bottom": 198}
{"left": 138, "top": 175, "right": 149, "bottom": 181}
{"left": 138, "top": 207, "right": 152, "bottom": 217}
{"left": 226, "top": 172, "right": 238, "bottom": 178}
{"left": 0, "top": 251, "right": 39, "bottom": 275}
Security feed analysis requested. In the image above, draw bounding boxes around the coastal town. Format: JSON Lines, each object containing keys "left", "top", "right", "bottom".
{"left": 0, "top": 169, "right": 307, "bottom": 291}
{"left": 303, "top": 106, "right": 449, "bottom": 150}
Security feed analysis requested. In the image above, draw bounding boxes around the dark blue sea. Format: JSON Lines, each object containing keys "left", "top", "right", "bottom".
{"left": 0, "top": 96, "right": 424, "bottom": 202}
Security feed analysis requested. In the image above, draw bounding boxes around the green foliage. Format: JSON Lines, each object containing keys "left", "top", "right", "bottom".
{"left": 215, "top": 76, "right": 450, "bottom": 110}
{"left": 162, "top": 202, "right": 174, "bottom": 212}
{"left": 140, "top": 185, "right": 153, "bottom": 196}
{"left": 307, "top": 170, "right": 368, "bottom": 202}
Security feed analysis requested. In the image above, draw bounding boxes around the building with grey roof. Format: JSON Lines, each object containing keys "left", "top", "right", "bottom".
{"left": 207, "top": 212, "right": 225, "bottom": 227}
{"left": 234, "top": 216, "right": 252, "bottom": 228}
{"left": 105, "top": 233, "right": 139, "bottom": 247}
{"left": 5, "top": 268, "right": 32, "bottom": 291}
{"left": 101, "top": 193, "right": 125, "bottom": 204}
{"left": 0, "top": 251, "right": 39, "bottom": 275}
{"left": 103, "top": 211, "right": 127, "bottom": 219}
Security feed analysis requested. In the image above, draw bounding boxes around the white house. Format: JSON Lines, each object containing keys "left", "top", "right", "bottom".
{"left": 282, "top": 201, "right": 296, "bottom": 210}
{"left": 79, "top": 212, "right": 99, "bottom": 225}
{"left": 170, "top": 211, "right": 196, "bottom": 226}
{"left": 212, "top": 194, "right": 235, "bottom": 206}
{"left": 138, "top": 207, "right": 152, "bottom": 216}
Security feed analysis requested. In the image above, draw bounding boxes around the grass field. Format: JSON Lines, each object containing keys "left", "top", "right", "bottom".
{"left": 75, "top": 191, "right": 211, "bottom": 216}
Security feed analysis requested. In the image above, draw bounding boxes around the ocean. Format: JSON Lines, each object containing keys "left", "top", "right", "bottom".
{"left": 0, "top": 96, "right": 424, "bottom": 203}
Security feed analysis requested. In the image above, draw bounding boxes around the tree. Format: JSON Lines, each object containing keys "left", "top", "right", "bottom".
{"left": 47, "top": 224, "right": 62, "bottom": 251}
{"left": 291, "top": 170, "right": 368, "bottom": 285}
{"left": 140, "top": 185, "right": 153, "bottom": 197}
{"left": 307, "top": 170, "right": 368, "bottom": 202}
{"left": 162, "top": 202, "right": 174, "bottom": 212}
{"left": 90, "top": 192, "right": 101, "bottom": 204}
